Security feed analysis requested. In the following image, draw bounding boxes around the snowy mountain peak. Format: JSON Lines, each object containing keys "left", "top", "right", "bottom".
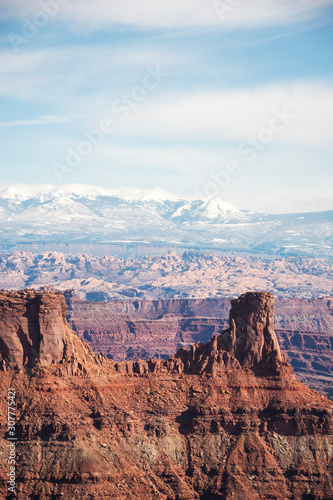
{"left": 0, "top": 186, "right": 247, "bottom": 230}
{"left": 0, "top": 185, "right": 331, "bottom": 257}
{"left": 0, "top": 184, "right": 55, "bottom": 201}
{"left": 198, "top": 198, "right": 244, "bottom": 219}
{"left": 170, "top": 198, "right": 246, "bottom": 224}
{"left": 137, "top": 188, "right": 181, "bottom": 202}
{"left": 0, "top": 184, "right": 181, "bottom": 202}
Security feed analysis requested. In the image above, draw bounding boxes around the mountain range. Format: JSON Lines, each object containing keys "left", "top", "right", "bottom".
{"left": 0, "top": 184, "right": 332, "bottom": 257}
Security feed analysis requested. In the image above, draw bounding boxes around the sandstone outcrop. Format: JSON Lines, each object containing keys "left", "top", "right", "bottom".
{"left": 0, "top": 290, "right": 332, "bottom": 499}
{"left": 221, "top": 292, "right": 286, "bottom": 374}
{"left": 158, "top": 292, "right": 291, "bottom": 378}
{"left": 65, "top": 294, "right": 333, "bottom": 398}
{"left": 0, "top": 289, "right": 97, "bottom": 372}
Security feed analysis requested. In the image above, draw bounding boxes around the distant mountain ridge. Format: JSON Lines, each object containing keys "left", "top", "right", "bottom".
{"left": 169, "top": 198, "right": 246, "bottom": 223}
{"left": 0, "top": 184, "right": 179, "bottom": 202}
{"left": 0, "top": 184, "right": 332, "bottom": 257}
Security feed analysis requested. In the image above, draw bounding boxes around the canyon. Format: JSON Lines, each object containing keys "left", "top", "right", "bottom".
{"left": 65, "top": 294, "right": 333, "bottom": 400}
{"left": 0, "top": 290, "right": 332, "bottom": 499}
{"left": 1, "top": 250, "right": 332, "bottom": 398}
{"left": 0, "top": 250, "right": 332, "bottom": 300}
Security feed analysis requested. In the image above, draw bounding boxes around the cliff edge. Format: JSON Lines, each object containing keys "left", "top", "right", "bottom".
{"left": 0, "top": 289, "right": 96, "bottom": 371}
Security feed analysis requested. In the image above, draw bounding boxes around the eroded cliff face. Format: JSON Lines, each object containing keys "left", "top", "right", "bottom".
{"left": 65, "top": 294, "right": 333, "bottom": 398}
{"left": 0, "top": 290, "right": 332, "bottom": 500}
{"left": 0, "top": 290, "right": 97, "bottom": 372}
{"left": 223, "top": 292, "right": 285, "bottom": 374}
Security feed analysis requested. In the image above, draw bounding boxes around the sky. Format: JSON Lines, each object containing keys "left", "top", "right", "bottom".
{"left": 0, "top": 0, "right": 332, "bottom": 213}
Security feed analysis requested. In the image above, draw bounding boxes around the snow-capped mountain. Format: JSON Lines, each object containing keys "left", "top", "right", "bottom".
{"left": 0, "top": 184, "right": 178, "bottom": 202}
{"left": 0, "top": 185, "right": 332, "bottom": 257}
{"left": 0, "top": 184, "right": 56, "bottom": 201}
{"left": 169, "top": 198, "right": 246, "bottom": 224}
{"left": 0, "top": 185, "right": 246, "bottom": 226}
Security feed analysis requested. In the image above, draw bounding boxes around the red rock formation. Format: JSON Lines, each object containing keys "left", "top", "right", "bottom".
{"left": 157, "top": 292, "right": 291, "bottom": 378}
{"left": 0, "top": 290, "right": 332, "bottom": 500}
{"left": 0, "top": 289, "right": 97, "bottom": 372}
{"left": 65, "top": 295, "right": 333, "bottom": 398}
{"left": 221, "top": 292, "right": 287, "bottom": 375}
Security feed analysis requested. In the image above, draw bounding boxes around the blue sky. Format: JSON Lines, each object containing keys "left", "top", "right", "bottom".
{"left": 0, "top": 0, "right": 332, "bottom": 212}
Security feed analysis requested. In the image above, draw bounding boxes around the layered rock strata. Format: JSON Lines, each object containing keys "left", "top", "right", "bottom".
{"left": 0, "top": 289, "right": 98, "bottom": 373}
{"left": 65, "top": 294, "right": 333, "bottom": 398}
{"left": 0, "top": 290, "right": 332, "bottom": 500}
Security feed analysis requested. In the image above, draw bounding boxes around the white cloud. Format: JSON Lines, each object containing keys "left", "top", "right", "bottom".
{"left": 0, "top": 48, "right": 69, "bottom": 100}
{"left": 1, "top": 45, "right": 331, "bottom": 152}
{"left": 1, "top": 0, "right": 332, "bottom": 30}
{"left": 111, "top": 81, "right": 333, "bottom": 147}
{"left": 0, "top": 45, "right": 177, "bottom": 104}
{"left": 0, "top": 115, "right": 71, "bottom": 127}
{"left": 226, "top": 191, "right": 333, "bottom": 213}
{"left": 0, "top": 46, "right": 157, "bottom": 82}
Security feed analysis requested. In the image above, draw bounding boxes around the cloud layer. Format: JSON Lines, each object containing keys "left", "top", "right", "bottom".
{"left": 112, "top": 82, "right": 333, "bottom": 146}
{"left": 0, "top": 0, "right": 332, "bottom": 213}
{"left": 1, "top": 0, "right": 333, "bottom": 30}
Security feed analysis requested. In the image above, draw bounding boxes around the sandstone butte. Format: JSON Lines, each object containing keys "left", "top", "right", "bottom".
{"left": 0, "top": 290, "right": 332, "bottom": 500}
{"left": 63, "top": 293, "right": 333, "bottom": 399}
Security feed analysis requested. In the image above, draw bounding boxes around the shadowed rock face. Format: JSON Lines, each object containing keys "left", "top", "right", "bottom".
{"left": 0, "top": 290, "right": 289, "bottom": 378}
{"left": 0, "top": 290, "right": 332, "bottom": 500}
{"left": 65, "top": 294, "right": 333, "bottom": 398}
{"left": 158, "top": 292, "right": 291, "bottom": 378}
{"left": 0, "top": 290, "right": 95, "bottom": 371}
{"left": 223, "top": 292, "right": 286, "bottom": 374}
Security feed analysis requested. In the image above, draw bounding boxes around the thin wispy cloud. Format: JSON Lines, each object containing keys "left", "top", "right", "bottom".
{"left": 0, "top": 115, "right": 71, "bottom": 127}
{"left": 0, "top": 45, "right": 177, "bottom": 105}
{"left": 1, "top": 0, "right": 333, "bottom": 30}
